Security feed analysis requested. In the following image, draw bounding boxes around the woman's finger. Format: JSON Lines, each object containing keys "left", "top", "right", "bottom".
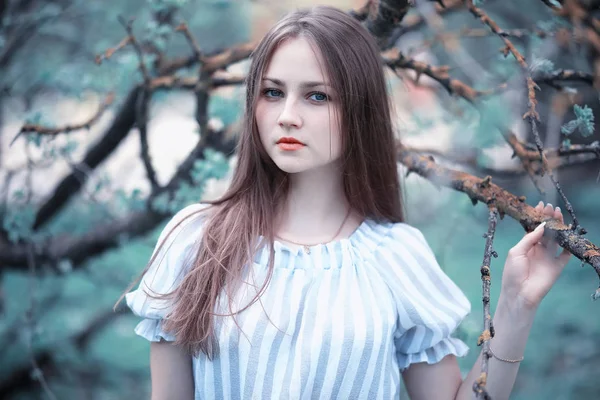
{"left": 554, "top": 206, "right": 564, "bottom": 224}
{"left": 535, "top": 201, "right": 543, "bottom": 212}
{"left": 512, "top": 222, "right": 546, "bottom": 256}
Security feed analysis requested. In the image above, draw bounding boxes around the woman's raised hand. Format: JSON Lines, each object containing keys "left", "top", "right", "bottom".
{"left": 500, "top": 201, "right": 572, "bottom": 311}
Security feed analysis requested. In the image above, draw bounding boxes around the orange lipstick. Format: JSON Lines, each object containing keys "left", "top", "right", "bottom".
{"left": 276, "top": 137, "right": 305, "bottom": 151}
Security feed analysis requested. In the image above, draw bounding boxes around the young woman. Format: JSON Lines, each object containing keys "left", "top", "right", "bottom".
{"left": 122, "top": 6, "right": 571, "bottom": 400}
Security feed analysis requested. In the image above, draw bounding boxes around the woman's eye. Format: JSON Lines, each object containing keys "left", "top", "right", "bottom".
{"left": 263, "top": 88, "right": 283, "bottom": 98}
{"left": 309, "top": 92, "right": 329, "bottom": 102}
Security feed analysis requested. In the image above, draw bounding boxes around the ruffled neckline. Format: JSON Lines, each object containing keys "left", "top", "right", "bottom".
{"left": 253, "top": 218, "right": 393, "bottom": 269}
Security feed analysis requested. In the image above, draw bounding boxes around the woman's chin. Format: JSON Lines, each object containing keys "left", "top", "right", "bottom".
{"left": 273, "top": 160, "right": 309, "bottom": 174}
{"left": 271, "top": 154, "right": 341, "bottom": 175}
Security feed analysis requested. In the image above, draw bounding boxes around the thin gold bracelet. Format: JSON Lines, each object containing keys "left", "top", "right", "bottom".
{"left": 488, "top": 346, "right": 524, "bottom": 363}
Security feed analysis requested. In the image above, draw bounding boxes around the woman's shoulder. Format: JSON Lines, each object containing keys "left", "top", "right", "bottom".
{"left": 350, "top": 219, "right": 428, "bottom": 260}
{"left": 153, "top": 203, "right": 213, "bottom": 253}
{"left": 161, "top": 203, "right": 211, "bottom": 233}
{"left": 365, "top": 219, "right": 427, "bottom": 244}
{"left": 166, "top": 202, "right": 211, "bottom": 227}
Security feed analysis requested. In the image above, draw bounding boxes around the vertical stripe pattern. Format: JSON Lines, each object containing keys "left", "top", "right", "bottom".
{"left": 126, "top": 205, "right": 471, "bottom": 399}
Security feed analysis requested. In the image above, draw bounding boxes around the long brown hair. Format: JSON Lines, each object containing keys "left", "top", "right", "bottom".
{"left": 120, "top": 5, "right": 405, "bottom": 359}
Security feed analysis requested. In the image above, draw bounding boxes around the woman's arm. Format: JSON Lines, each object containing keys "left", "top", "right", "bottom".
{"left": 403, "top": 300, "right": 533, "bottom": 400}
{"left": 456, "top": 296, "right": 535, "bottom": 400}
{"left": 150, "top": 340, "right": 194, "bottom": 400}
{"left": 403, "top": 202, "right": 571, "bottom": 400}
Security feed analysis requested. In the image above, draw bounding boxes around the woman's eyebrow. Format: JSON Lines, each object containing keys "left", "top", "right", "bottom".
{"left": 262, "top": 77, "right": 331, "bottom": 88}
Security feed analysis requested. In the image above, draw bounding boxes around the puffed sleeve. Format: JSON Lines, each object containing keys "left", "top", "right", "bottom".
{"left": 125, "top": 203, "right": 208, "bottom": 342}
{"left": 372, "top": 222, "right": 471, "bottom": 371}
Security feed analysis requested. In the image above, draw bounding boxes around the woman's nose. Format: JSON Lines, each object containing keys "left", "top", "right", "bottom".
{"left": 277, "top": 98, "right": 302, "bottom": 129}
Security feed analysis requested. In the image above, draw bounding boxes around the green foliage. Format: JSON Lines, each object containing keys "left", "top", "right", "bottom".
{"left": 561, "top": 105, "right": 595, "bottom": 137}
{"left": 2, "top": 204, "right": 36, "bottom": 243}
{"left": 151, "top": 149, "right": 229, "bottom": 214}
{"left": 209, "top": 93, "right": 244, "bottom": 127}
{"left": 116, "top": 188, "right": 147, "bottom": 213}
{"left": 529, "top": 57, "right": 555, "bottom": 74}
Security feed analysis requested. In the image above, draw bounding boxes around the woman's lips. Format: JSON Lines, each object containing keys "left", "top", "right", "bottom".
{"left": 277, "top": 143, "right": 304, "bottom": 151}
{"left": 276, "top": 137, "right": 305, "bottom": 151}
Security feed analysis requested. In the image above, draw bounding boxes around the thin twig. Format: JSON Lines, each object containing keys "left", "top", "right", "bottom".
{"left": 10, "top": 93, "right": 115, "bottom": 146}
{"left": 118, "top": 17, "right": 151, "bottom": 84}
{"left": 465, "top": 0, "right": 583, "bottom": 233}
{"left": 535, "top": 69, "right": 594, "bottom": 86}
{"left": 175, "top": 22, "right": 203, "bottom": 61}
{"left": 383, "top": 48, "right": 507, "bottom": 101}
{"left": 473, "top": 206, "right": 499, "bottom": 400}
{"left": 94, "top": 36, "right": 133, "bottom": 64}
{"left": 136, "top": 88, "right": 158, "bottom": 190}
{"left": 25, "top": 244, "right": 58, "bottom": 400}
{"left": 404, "top": 141, "right": 600, "bottom": 176}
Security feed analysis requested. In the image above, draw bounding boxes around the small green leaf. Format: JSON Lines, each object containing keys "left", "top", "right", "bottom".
{"left": 548, "top": 0, "right": 562, "bottom": 8}
{"left": 562, "top": 105, "right": 595, "bottom": 137}
{"left": 561, "top": 120, "right": 579, "bottom": 136}
{"left": 530, "top": 58, "right": 555, "bottom": 74}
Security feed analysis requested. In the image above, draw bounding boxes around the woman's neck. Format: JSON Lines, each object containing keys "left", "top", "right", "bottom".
{"left": 275, "top": 165, "right": 362, "bottom": 244}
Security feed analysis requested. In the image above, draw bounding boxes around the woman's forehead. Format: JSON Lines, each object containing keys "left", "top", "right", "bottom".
{"left": 262, "top": 37, "right": 330, "bottom": 85}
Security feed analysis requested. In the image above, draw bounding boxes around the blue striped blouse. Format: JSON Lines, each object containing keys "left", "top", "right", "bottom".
{"left": 126, "top": 204, "right": 471, "bottom": 399}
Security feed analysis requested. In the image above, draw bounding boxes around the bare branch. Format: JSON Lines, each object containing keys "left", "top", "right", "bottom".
{"left": 10, "top": 93, "right": 115, "bottom": 146}
{"left": 400, "top": 0, "right": 464, "bottom": 33}
{"left": 24, "top": 244, "right": 57, "bottom": 400}
{"left": 363, "top": 0, "right": 414, "bottom": 48}
{"left": 136, "top": 88, "right": 158, "bottom": 190}
{"left": 201, "top": 41, "right": 257, "bottom": 73}
{"left": 465, "top": 0, "right": 583, "bottom": 233}
{"left": 175, "top": 22, "right": 203, "bottom": 61}
{"left": 404, "top": 141, "right": 600, "bottom": 176}
{"left": 1, "top": 126, "right": 237, "bottom": 272}
{"left": 473, "top": 206, "right": 498, "bottom": 400}
{"left": 32, "top": 88, "right": 139, "bottom": 230}
{"left": 397, "top": 145, "right": 600, "bottom": 285}
{"left": 150, "top": 73, "right": 246, "bottom": 90}
{"left": 94, "top": 36, "right": 133, "bottom": 65}
{"left": 118, "top": 17, "right": 151, "bottom": 84}
{"left": 0, "top": 307, "right": 129, "bottom": 398}
{"left": 383, "top": 47, "right": 507, "bottom": 101}
{"left": 535, "top": 69, "right": 594, "bottom": 86}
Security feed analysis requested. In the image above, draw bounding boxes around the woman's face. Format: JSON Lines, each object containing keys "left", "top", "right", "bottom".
{"left": 255, "top": 36, "right": 343, "bottom": 174}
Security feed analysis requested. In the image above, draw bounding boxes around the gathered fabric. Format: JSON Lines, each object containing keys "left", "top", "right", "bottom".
{"left": 126, "top": 204, "right": 471, "bottom": 400}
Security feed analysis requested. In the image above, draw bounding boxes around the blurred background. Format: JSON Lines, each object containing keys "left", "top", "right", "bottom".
{"left": 1, "top": 0, "right": 599, "bottom": 399}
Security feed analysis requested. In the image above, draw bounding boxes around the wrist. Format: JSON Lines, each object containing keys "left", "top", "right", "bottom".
{"left": 489, "top": 296, "right": 536, "bottom": 362}
{"left": 495, "top": 293, "right": 537, "bottom": 329}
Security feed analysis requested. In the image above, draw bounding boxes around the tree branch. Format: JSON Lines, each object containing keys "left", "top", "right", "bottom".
{"left": 1, "top": 125, "right": 237, "bottom": 272}
{"left": 397, "top": 145, "right": 600, "bottom": 288}
{"left": 149, "top": 73, "right": 246, "bottom": 90}
{"left": 10, "top": 93, "right": 115, "bottom": 146}
{"left": 32, "top": 88, "right": 139, "bottom": 230}
{"left": 473, "top": 206, "right": 498, "bottom": 400}
{"left": 383, "top": 47, "right": 507, "bottom": 101}
{"left": 0, "top": 307, "right": 129, "bottom": 398}
{"left": 363, "top": 0, "right": 414, "bottom": 48}
{"left": 157, "top": 41, "right": 257, "bottom": 76}
{"left": 136, "top": 88, "right": 158, "bottom": 190}
{"left": 465, "top": 0, "right": 583, "bottom": 232}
